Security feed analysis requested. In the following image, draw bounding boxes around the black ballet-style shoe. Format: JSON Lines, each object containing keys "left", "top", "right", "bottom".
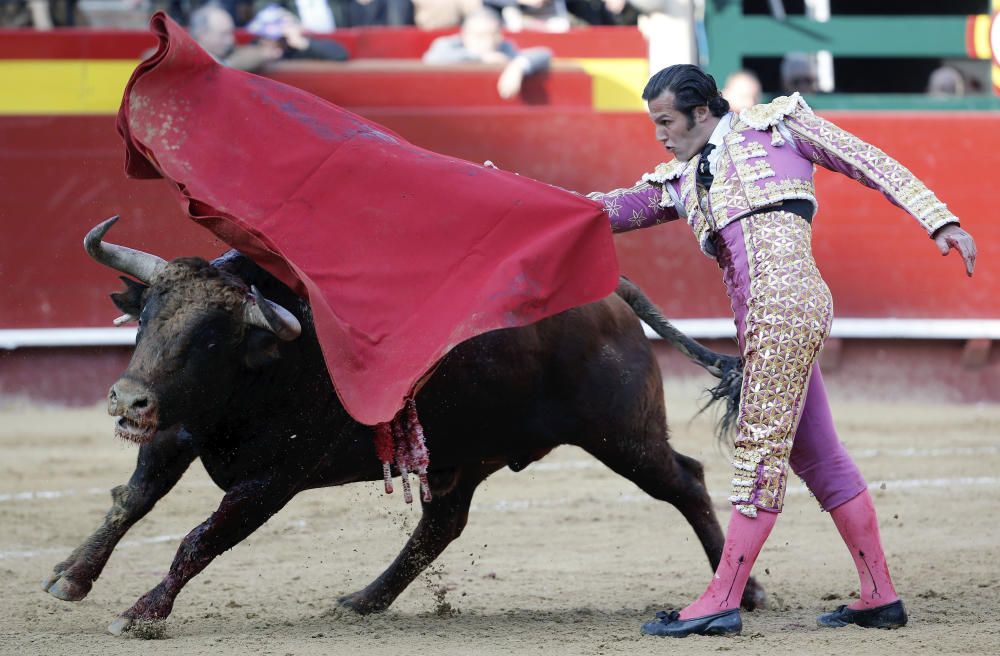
{"left": 817, "top": 599, "right": 908, "bottom": 629}
{"left": 640, "top": 608, "right": 742, "bottom": 638}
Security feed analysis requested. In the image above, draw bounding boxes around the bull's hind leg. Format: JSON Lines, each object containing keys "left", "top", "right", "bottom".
{"left": 338, "top": 462, "right": 504, "bottom": 614}
{"left": 43, "top": 427, "right": 196, "bottom": 602}
{"left": 108, "top": 472, "right": 299, "bottom": 635}
{"left": 580, "top": 429, "right": 766, "bottom": 611}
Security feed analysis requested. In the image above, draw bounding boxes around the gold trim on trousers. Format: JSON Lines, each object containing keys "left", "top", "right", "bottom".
{"left": 726, "top": 211, "right": 834, "bottom": 517}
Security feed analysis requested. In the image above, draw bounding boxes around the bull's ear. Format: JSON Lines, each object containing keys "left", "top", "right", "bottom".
{"left": 110, "top": 276, "right": 147, "bottom": 315}
{"left": 243, "top": 329, "right": 281, "bottom": 370}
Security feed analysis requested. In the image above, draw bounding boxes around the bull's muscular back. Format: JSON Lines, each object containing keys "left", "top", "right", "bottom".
{"left": 395, "top": 293, "right": 663, "bottom": 473}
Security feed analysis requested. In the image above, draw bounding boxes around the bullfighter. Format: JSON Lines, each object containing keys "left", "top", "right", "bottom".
{"left": 587, "top": 64, "right": 977, "bottom": 638}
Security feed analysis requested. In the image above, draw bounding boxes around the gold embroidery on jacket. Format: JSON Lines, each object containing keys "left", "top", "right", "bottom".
{"left": 784, "top": 107, "right": 956, "bottom": 234}
{"left": 745, "top": 178, "right": 817, "bottom": 208}
{"left": 738, "top": 158, "right": 776, "bottom": 183}
{"left": 728, "top": 140, "right": 768, "bottom": 162}
{"left": 724, "top": 125, "right": 814, "bottom": 215}
{"left": 679, "top": 155, "right": 713, "bottom": 249}
{"left": 709, "top": 143, "right": 749, "bottom": 228}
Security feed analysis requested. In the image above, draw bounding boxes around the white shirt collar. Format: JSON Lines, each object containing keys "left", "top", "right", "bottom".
{"left": 707, "top": 112, "right": 733, "bottom": 146}
{"left": 705, "top": 112, "right": 733, "bottom": 173}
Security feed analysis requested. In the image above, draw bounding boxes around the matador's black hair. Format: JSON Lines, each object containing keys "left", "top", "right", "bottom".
{"left": 643, "top": 64, "right": 730, "bottom": 126}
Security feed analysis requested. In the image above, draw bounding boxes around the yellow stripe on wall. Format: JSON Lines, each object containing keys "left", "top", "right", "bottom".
{"left": 0, "top": 60, "right": 136, "bottom": 115}
{"left": 573, "top": 58, "right": 649, "bottom": 112}
{"left": 6, "top": 57, "right": 651, "bottom": 114}
{"left": 993, "top": 3, "right": 1000, "bottom": 94}
{"left": 973, "top": 14, "right": 992, "bottom": 59}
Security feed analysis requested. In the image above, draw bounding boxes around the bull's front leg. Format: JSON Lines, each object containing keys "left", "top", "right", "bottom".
{"left": 339, "top": 463, "right": 502, "bottom": 614}
{"left": 108, "top": 473, "right": 297, "bottom": 636}
{"left": 582, "top": 440, "right": 766, "bottom": 611}
{"left": 43, "top": 427, "right": 196, "bottom": 602}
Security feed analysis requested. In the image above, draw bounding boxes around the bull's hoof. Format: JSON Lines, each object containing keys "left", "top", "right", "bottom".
{"left": 108, "top": 616, "right": 133, "bottom": 636}
{"left": 108, "top": 615, "right": 167, "bottom": 639}
{"left": 337, "top": 591, "right": 389, "bottom": 615}
{"left": 741, "top": 577, "right": 767, "bottom": 611}
{"left": 42, "top": 572, "right": 92, "bottom": 601}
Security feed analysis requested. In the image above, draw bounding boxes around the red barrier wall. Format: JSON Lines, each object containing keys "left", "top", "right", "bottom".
{"left": 2, "top": 98, "right": 997, "bottom": 329}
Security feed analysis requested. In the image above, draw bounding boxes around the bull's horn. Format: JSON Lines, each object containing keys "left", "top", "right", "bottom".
{"left": 84, "top": 216, "right": 168, "bottom": 284}
{"left": 244, "top": 285, "right": 302, "bottom": 341}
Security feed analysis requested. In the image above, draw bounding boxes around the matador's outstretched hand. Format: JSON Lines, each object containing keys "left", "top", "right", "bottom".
{"left": 934, "top": 224, "right": 977, "bottom": 277}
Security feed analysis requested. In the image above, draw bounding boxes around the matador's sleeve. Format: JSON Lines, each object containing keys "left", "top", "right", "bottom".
{"left": 587, "top": 165, "right": 683, "bottom": 234}
{"left": 780, "top": 99, "right": 958, "bottom": 235}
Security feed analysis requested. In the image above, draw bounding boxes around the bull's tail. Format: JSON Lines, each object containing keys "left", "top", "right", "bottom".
{"left": 614, "top": 276, "right": 742, "bottom": 442}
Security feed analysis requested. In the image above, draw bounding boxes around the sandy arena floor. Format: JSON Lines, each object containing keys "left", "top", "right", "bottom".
{"left": 1, "top": 383, "right": 998, "bottom": 656}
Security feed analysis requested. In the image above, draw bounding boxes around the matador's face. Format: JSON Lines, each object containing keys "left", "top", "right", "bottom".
{"left": 647, "top": 91, "right": 715, "bottom": 163}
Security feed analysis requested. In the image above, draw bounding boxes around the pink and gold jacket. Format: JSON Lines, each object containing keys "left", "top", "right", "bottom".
{"left": 589, "top": 93, "right": 958, "bottom": 256}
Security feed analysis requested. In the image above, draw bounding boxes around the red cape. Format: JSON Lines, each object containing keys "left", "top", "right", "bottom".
{"left": 117, "top": 13, "right": 618, "bottom": 425}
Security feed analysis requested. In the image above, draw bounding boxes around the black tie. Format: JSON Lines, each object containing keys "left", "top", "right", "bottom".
{"left": 697, "top": 142, "right": 716, "bottom": 189}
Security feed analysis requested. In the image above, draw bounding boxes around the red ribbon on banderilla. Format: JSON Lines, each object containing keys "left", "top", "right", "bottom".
{"left": 373, "top": 398, "right": 431, "bottom": 503}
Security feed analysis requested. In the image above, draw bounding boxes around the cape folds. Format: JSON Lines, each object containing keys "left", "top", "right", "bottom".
{"left": 116, "top": 12, "right": 619, "bottom": 425}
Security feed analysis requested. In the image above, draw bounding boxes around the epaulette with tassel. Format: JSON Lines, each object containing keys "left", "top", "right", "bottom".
{"left": 738, "top": 92, "right": 814, "bottom": 147}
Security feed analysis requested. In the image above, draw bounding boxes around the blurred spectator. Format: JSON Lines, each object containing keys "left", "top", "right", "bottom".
{"left": 148, "top": 0, "right": 253, "bottom": 28}
{"left": 780, "top": 52, "right": 819, "bottom": 95}
{"left": 423, "top": 8, "right": 552, "bottom": 99}
{"left": 256, "top": 0, "right": 339, "bottom": 29}
{"left": 286, "top": 0, "right": 336, "bottom": 30}
{"left": 484, "top": 0, "right": 570, "bottom": 32}
{"left": 565, "top": 0, "right": 697, "bottom": 31}
{"left": 0, "top": 0, "right": 83, "bottom": 27}
{"left": 633, "top": 0, "right": 695, "bottom": 71}
{"left": 190, "top": 4, "right": 239, "bottom": 59}
{"left": 565, "top": 0, "right": 638, "bottom": 26}
{"left": 722, "top": 69, "right": 762, "bottom": 112}
{"left": 190, "top": 3, "right": 346, "bottom": 72}
{"left": 259, "top": 0, "right": 412, "bottom": 27}
{"left": 26, "top": 0, "right": 53, "bottom": 27}
{"left": 411, "top": 0, "right": 480, "bottom": 29}
{"left": 341, "top": 0, "right": 412, "bottom": 26}
{"left": 927, "top": 65, "right": 966, "bottom": 97}
{"left": 248, "top": 4, "right": 348, "bottom": 59}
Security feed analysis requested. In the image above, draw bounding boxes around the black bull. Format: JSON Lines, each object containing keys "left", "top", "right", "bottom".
{"left": 43, "top": 217, "right": 762, "bottom": 635}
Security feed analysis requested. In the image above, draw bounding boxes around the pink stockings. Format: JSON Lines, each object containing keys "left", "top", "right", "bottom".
{"left": 679, "top": 508, "right": 777, "bottom": 619}
{"left": 830, "top": 489, "right": 899, "bottom": 610}
{"left": 679, "top": 490, "right": 898, "bottom": 619}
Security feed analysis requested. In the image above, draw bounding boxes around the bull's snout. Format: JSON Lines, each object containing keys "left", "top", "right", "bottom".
{"left": 108, "top": 378, "right": 150, "bottom": 414}
{"left": 108, "top": 379, "right": 159, "bottom": 443}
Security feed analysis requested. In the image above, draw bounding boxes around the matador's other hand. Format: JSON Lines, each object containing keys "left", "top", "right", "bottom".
{"left": 933, "top": 224, "right": 976, "bottom": 277}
